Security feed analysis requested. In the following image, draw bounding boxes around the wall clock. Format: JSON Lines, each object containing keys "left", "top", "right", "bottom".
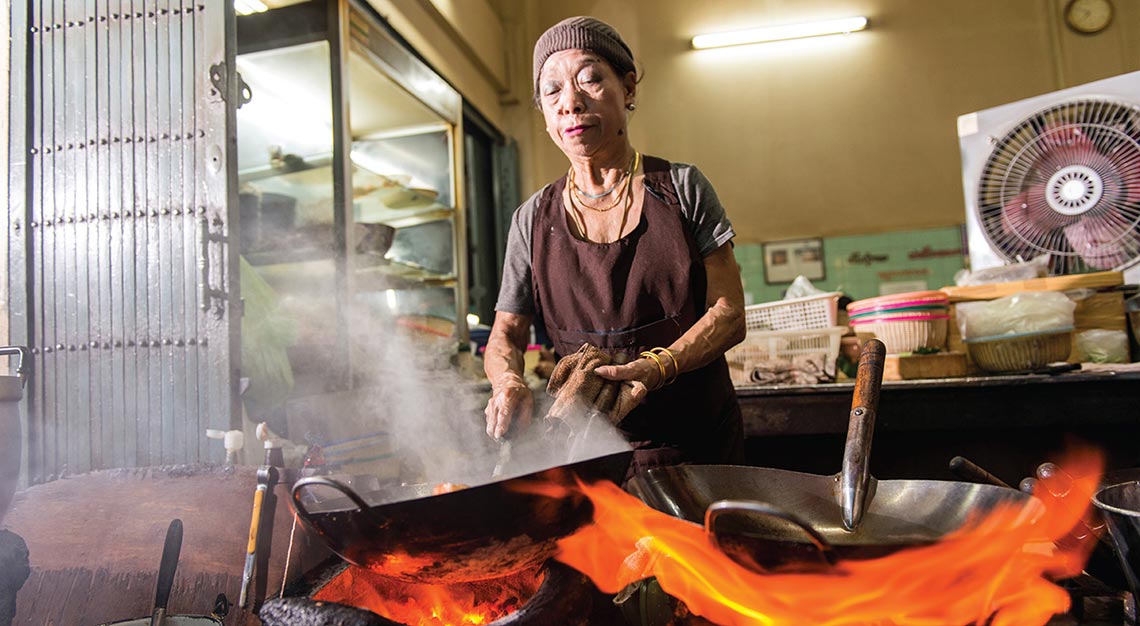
{"left": 1064, "top": 0, "right": 1113, "bottom": 34}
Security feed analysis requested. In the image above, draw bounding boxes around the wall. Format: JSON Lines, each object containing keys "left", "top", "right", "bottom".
{"left": 735, "top": 226, "right": 966, "bottom": 303}
{"left": 493, "top": 0, "right": 1140, "bottom": 244}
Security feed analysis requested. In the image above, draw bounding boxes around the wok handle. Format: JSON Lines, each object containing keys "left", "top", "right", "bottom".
{"left": 290, "top": 477, "right": 376, "bottom": 525}
{"left": 840, "top": 338, "right": 885, "bottom": 532}
{"left": 948, "top": 456, "right": 1013, "bottom": 489}
{"left": 704, "top": 500, "right": 837, "bottom": 568}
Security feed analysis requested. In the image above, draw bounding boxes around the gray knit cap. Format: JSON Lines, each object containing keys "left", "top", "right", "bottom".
{"left": 532, "top": 16, "right": 635, "bottom": 98}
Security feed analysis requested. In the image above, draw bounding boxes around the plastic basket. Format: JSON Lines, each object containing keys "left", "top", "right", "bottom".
{"left": 744, "top": 292, "right": 841, "bottom": 332}
{"left": 726, "top": 326, "right": 847, "bottom": 386}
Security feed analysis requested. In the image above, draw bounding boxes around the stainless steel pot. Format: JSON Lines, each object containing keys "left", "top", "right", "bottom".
{"left": 0, "top": 347, "right": 29, "bottom": 523}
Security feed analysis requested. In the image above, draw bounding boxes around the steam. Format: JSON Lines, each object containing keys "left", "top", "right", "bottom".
{"left": 282, "top": 313, "right": 629, "bottom": 500}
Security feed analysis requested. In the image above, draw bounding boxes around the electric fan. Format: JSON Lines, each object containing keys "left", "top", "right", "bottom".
{"left": 958, "top": 70, "right": 1140, "bottom": 283}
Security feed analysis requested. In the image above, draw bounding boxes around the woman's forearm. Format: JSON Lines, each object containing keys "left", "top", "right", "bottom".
{"left": 667, "top": 295, "right": 745, "bottom": 374}
{"left": 484, "top": 312, "right": 532, "bottom": 385}
{"left": 660, "top": 243, "right": 746, "bottom": 378}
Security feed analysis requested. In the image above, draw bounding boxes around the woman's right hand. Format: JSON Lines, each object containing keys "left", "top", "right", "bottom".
{"left": 485, "top": 371, "right": 533, "bottom": 440}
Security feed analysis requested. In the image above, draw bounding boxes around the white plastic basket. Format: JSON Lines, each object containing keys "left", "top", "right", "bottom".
{"left": 726, "top": 326, "right": 847, "bottom": 386}
{"left": 744, "top": 292, "right": 841, "bottom": 332}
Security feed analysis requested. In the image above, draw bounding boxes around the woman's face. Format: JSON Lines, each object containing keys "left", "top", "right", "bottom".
{"left": 537, "top": 49, "right": 636, "bottom": 161}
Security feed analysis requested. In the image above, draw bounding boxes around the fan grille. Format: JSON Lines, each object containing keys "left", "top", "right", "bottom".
{"left": 976, "top": 99, "right": 1140, "bottom": 274}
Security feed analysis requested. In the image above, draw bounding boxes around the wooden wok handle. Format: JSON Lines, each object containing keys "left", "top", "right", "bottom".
{"left": 840, "top": 338, "right": 886, "bottom": 531}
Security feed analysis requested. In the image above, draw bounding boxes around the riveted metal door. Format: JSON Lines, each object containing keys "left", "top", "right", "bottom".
{"left": 8, "top": 1, "right": 240, "bottom": 483}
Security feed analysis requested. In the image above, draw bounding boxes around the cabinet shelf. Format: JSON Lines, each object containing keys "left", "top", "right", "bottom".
{"left": 354, "top": 260, "right": 456, "bottom": 290}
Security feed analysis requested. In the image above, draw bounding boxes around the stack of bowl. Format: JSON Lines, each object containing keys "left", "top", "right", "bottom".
{"left": 848, "top": 291, "right": 950, "bottom": 354}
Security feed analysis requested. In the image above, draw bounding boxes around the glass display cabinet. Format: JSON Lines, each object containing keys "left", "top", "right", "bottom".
{"left": 235, "top": 0, "right": 468, "bottom": 409}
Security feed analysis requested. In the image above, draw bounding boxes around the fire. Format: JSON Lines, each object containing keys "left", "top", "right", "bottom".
{"left": 313, "top": 564, "right": 543, "bottom": 626}
{"left": 555, "top": 449, "right": 1103, "bottom": 626}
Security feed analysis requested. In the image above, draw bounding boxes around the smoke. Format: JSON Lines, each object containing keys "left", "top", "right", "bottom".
{"left": 276, "top": 307, "right": 629, "bottom": 505}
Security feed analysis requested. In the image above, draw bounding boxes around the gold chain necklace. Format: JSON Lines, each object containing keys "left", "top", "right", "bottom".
{"left": 565, "top": 152, "right": 640, "bottom": 242}
{"left": 568, "top": 151, "right": 639, "bottom": 212}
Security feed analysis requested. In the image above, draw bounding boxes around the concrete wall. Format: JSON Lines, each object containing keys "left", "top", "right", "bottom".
{"left": 491, "top": 0, "right": 1140, "bottom": 244}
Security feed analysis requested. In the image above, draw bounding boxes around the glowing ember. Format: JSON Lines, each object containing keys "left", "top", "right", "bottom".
{"left": 554, "top": 448, "right": 1103, "bottom": 626}
{"left": 313, "top": 565, "right": 543, "bottom": 626}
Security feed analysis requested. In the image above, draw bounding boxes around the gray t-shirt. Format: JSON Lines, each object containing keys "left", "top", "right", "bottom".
{"left": 495, "top": 162, "right": 735, "bottom": 316}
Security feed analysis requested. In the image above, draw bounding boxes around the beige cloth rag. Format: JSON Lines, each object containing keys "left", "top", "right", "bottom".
{"left": 546, "top": 344, "right": 640, "bottom": 425}
{"left": 749, "top": 355, "right": 832, "bottom": 385}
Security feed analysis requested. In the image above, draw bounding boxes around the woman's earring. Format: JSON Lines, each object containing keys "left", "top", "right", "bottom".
{"left": 626, "top": 103, "right": 636, "bottom": 111}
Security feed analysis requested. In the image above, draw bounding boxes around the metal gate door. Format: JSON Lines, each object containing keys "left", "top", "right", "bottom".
{"left": 7, "top": 1, "right": 240, "bottom": 483}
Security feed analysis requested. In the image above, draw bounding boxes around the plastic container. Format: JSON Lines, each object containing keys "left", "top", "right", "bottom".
{"left": 725, "top": 326, "right": 847, "bottom": 385}
{"left": 848, "top": 291, "right": 949, "bottom": 316}
{"left": 849, "top": 312, "right": 950, "bottom": 324}
{"left": 964, "top": 328, "right": 1073, "bottom": 373}
{"left": 851, "top": 318, "right": 948, "bottom": 354}
{"left": 743, "top": 292, "right": 841, "bottom": 332}
{"left": 849, "top": 304, "right": 949, "bottom": 319}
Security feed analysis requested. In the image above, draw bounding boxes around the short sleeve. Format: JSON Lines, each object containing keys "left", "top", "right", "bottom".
{"left": 670, "top": 163, "right": 735, "bottom": 256}
{"left": 493, "top": 188, "right": 544, "bottom": 316}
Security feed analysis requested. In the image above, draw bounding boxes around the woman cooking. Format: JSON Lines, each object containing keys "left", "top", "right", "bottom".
{"left": 483, "top": 16, "right": 747, "bottom": 474}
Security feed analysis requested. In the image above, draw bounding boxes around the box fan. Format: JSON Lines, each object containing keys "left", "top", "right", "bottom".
{"left": 957, "top": 70, "right": 1140, "bottom": 283}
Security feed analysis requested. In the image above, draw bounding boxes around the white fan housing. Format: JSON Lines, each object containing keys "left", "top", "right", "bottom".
{"left": 958, "top": 70, "right": 1140, "bottom": 284}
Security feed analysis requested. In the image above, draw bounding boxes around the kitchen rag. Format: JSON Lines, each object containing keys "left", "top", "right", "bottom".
{"left": 546, "top": 343, "right": 639, "bottom": 425}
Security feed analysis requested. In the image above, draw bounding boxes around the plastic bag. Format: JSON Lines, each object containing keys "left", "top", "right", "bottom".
{"left": 785, "top": 275, "right": 827, "bottom": 299}
{"left": 956, "top": 291, "right": 1076, "bottom": 339}
{"left": 1075, "top": 329, "right": 1129, "bottom": 363}
{"left": 954, "top": 255, "right": 1050, "bottom": 287}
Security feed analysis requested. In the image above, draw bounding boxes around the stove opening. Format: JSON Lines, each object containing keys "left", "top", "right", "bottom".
{"left": 312, "top": 565, "right": 544, "bottom": 625}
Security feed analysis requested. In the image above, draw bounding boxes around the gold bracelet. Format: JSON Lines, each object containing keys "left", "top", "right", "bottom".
{"left": 652, "top": 348, "right": 679, "bottom": 385}
{"left": 639, "top": 351, "right": 667, "bottom": 389}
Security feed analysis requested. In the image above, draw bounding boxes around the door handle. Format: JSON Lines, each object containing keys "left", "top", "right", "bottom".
{"left": 199, "top": 214, "right": 228, "bottom": 318}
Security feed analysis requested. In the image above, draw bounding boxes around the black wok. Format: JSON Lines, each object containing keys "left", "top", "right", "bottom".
{"left": 627, "top": 340, "right": 1038, "bottom": 568}
{"left": 291, "top": 448, "right": 632, "bottom": 583}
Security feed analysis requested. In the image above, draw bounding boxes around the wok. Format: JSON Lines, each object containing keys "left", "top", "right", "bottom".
{"left": 1092, "top": 479, "right": 1140, "bottom": 609}
{"left": 627, "top": 340, "right": 1037, "bottom": 568}
{"left": 291, "top": 447, "right": 633, "bottom": 583}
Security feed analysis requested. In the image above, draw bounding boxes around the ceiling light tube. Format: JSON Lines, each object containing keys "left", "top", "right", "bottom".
{"left": 234, "top": 0, "right": 268, "bottom": 16}
{"left": 692, "top": 16, "right": 868, "bottom": 49}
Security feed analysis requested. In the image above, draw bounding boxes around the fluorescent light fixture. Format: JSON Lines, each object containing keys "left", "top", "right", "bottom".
{"left": 234, "top": 0, "right": 268, "bottom": 16}
{"left": 692, "top": 16, "right": 868, "bottom": 49}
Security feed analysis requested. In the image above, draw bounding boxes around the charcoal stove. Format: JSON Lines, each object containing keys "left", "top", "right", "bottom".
{"left": 260, "top": 557, "right": 627, "bottom": 626}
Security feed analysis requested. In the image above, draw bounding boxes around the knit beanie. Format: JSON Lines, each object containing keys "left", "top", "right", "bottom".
{"left": 532, "top": 16, "right": 635, "bottom": 98}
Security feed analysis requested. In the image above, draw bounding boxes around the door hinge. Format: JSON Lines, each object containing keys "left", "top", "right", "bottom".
{"left": 209, "top": 62, "right": 253, "bottom": 109}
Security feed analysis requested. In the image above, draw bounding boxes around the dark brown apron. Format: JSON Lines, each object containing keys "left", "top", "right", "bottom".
{"left": 531, "top": 155, "right": 743, "bottom": 479}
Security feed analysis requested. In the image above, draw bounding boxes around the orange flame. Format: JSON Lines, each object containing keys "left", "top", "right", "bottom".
{"left": 313, "top": 565, "right": 543, "bottom": 626}
{"left": 556, "top": 449, "right": 1103, "bottom": 626}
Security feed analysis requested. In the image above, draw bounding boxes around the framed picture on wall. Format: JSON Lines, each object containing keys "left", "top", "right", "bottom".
{"left": 763, "top": 238, "right": 825, "bottom": 284}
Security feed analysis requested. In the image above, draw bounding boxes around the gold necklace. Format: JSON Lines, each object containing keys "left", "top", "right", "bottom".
{"left": 565, "top": 153, "right": 640, "bottom": 242}
{"left": 569, "top": 151, "right": 639, "bottom": 212}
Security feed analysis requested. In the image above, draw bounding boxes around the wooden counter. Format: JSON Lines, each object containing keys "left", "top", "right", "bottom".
{"left": 735, "top": 368, "right": 1140, "bottom": 484}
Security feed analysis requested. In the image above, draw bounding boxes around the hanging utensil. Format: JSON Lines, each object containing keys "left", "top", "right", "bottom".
{"left": 150, "top": 519, "right": 183, "bottom": 626}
